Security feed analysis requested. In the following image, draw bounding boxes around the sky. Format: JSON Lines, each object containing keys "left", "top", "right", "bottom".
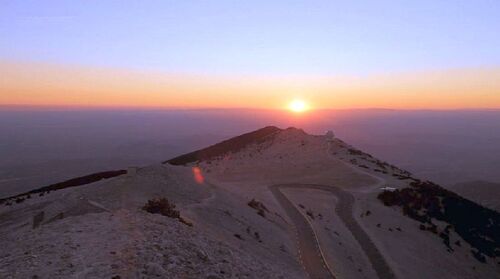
{"left": 1, "top": 0, "right": 500, "bottom": 109}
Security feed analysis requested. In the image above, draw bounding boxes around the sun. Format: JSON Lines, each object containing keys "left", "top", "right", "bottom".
{"left": 288, "top": 100, "right": 309, "bottom": 113}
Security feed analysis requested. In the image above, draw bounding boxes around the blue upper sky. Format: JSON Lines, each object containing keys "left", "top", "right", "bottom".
{"left": 1, "top": 0, "right": 499, "bottom": 76}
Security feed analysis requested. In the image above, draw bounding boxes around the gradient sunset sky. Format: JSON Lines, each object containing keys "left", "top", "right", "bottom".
{"left": 1, "top": 1, "right": 499, "bottom": 109}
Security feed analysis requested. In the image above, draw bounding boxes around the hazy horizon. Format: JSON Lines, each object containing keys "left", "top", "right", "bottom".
{"left": 2, "top": 107, "right": 500, "bottom": 198}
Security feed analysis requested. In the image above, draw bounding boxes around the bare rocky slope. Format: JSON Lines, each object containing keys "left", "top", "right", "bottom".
{"left": 1, "top": 126, "right": 499, "bottom": 279}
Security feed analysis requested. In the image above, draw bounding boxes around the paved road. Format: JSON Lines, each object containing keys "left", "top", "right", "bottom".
{"left": 270, "top": 184, "right": 396, "bottom": 279}
{"left": 270, "top": 185, "right": 335, "bottom": 279}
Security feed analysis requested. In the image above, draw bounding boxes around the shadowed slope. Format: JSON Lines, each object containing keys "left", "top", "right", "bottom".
{"left": 0, "top": 170, "right": 126, "bottom": 203}
{"left": 165, "top": 126, "right": 282, "bottom": 165}
{"left": 379, "top": 180, "right": 500, "bottom": 262}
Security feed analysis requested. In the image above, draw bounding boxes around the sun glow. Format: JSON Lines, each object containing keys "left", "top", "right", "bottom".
{"left": 288, "top": 100, "right": 309, "bottom": 113}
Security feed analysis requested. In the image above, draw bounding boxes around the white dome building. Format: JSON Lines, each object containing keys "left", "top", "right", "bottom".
{"left": 325, "top": 130, "right": 335, "bottom": 141}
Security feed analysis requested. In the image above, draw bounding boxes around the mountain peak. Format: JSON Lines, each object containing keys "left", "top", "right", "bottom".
{"left": 166, "top": 126, "right": 283, "bottom": 165}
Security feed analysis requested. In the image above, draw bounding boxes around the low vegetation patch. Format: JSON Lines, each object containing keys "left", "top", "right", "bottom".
{"left": 346, "top": 146, "right": 411, "bottom": 176}
{"left": 143, "top": 198, "right": 180, "bottom": 218}
{"left": 306, "top": 210, "right": 315, "bottom": 219}
{"left": 378, "top": 180, "right": 500, "bottom": 262}
{"left": 142, "top": 198, "right": 192, "bottom": 226}
{"left": 248, "top": 198, "right": 269, "bottom": 217}
{"left": 347, "top": 148, "right": 367, "bottom": 157}
{"left": 361, "top": 210, "right": 372, "bottom": 217}
{"left": 233, "top": 233, "right": 243, "bottom": 240}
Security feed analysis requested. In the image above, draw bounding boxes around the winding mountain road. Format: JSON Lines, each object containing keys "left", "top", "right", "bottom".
{"left": 270, "top": 185, "right": 334, "bottom": 279}
{"left": 270, "top": 184, "right": 395, "bottom": 279}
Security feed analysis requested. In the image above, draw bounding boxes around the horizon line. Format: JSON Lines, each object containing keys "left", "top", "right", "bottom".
{"left": 1, "top": 104, "right": 500, "bottom": 112}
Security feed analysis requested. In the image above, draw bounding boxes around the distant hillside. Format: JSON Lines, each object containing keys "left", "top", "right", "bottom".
{"left": 448, "top": 180, "right": 500, "bottom": 212}
{"left": 165, "top": 126, "right": 282, "bottom": 165}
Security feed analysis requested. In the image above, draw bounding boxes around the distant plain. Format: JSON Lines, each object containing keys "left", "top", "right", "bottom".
{"left": 1, "top": 108, "right": 500, "bottom": 197}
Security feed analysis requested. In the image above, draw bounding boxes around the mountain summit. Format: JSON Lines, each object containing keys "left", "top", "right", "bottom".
{"left": 0, "top": 127, "right": 499, "bottom": 279}
{"left": 166, "top": 126, "right": 283, "bottom": 165}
